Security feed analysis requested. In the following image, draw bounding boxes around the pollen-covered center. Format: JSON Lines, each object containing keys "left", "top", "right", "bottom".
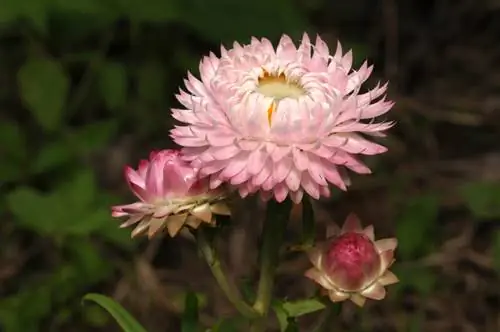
{"left": 256, "top": 71, "right": 305, "bottom": 100}
{"left": 256, "top": 70, "right": 306, "bottom": 125}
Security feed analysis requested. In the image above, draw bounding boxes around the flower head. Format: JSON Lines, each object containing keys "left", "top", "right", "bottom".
{"left": 305, "top": 214, "right": 398, "bottom": 307}
{"left": 171, "top": 33, "right": 394, "bottom": 203}
{"left": 111, "top": 149, "right": 230, "bottom": 238}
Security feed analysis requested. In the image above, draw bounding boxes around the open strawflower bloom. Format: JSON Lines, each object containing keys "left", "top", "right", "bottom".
{"left": 111, "top": 149, "right": 230, "bottom": 238}
{"left": 171, "top": 33, "right": 394, "bottom": 203}
{"left": 305, "top": 213, "right": 398, "bottom": 307}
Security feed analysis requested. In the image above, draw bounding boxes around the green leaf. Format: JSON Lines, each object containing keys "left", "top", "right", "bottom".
{"left": 182, "top": 292, "right": 200, "bottom": 332}
{"left": 83, "top": 304, "right": 110, "bottom": 327}
{"left": 33, "top": 140, "right": 73, "bottom": 173}
{"left": 136, "top": 61, "right": 166, "bottom": 104}
{"left": 98, "top": 62, "right": 128, "bottom": 110}
{"left": 6, "top": 187, "right": 54, "bottom": 234}
{"left": 51, "top": 0, "right": 111, "bottom": 15}
{"left": 69, "top": 119, "right": 119, "bottom": 154}
{"left": 68, "top": 240, "right": 112, "bottom": 282}
{"left": 58, "top": 169, "right": 97, "bottom": 212}
{"left": 0, "top": 0, "right": 48, "bottom": 31}
{"left": 120, "top": 0, "right": 180, "bottom": 22}
{"left": 18, "top": 57, "right": 69, "bottom": 132}
{"left": 181, "top": 0, "right": 307, "bottom": 43}
{"left": 83, "top": 294, "right": 147, "bottom": 332}
{"left": 460, "top": 181, "right": 500, "bottom": 219}
{"left": 0, "top": 121, "right": 26, "bottom": 159}
{"left": 281, "top": 299, "right": 325, "bottom": 317}
{"left": 392, "top": 266, "right": 436, "bottom": 296}
{"left": 0, "top": 121, "right": 27, "bottom": 181}
{"left": 272, "top": 302, "right": 290, "bottom": 332}
{"left": 0, "top": 2, "right": 17, "bottom": 24}
{"left": 396, "top": 194, "right": 439, "bottom": 260}
{"left": 64, "top": 207, "right": 111, "bottom": 236}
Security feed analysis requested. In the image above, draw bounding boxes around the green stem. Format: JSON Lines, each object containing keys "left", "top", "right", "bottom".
{"left": 195, "top": 227, "right": 259, "bottom": 319}
{"left": 251, "top": 199, "right": 292, "bottom": 331}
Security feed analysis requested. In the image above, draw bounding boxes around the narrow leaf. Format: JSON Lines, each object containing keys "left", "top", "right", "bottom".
{"left": 181, "top": 292, "right": 199, "bottom": 332}
{"left": 83, "top": 293, "right": 147, "bottom": 332}
{"left": 282, "top": 299, "right": 325, "bottom": 317}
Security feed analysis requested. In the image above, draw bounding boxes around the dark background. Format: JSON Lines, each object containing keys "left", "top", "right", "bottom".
{"left": 0, "top": 0, "right": 499, "bottom": 331}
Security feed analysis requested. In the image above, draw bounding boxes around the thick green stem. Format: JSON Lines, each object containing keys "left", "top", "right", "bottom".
{"left": 251, "top": 199, "right": 292, "bottom": 331}
{"left": 195, "top": 227, "right": 259, "bottom": 319}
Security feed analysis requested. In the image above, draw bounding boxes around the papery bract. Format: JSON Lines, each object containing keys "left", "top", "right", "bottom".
{"left": 170, "top": 33, "right": 394, "bottom": 203}
{"left": 111, "top": 149, "right": 229, "bottom": 238}
{"left": 305, "top": 214, "right": 398, "bottom": 307}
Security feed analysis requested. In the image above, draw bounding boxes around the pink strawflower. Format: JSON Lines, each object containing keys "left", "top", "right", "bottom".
{"left": 305, "top": 214, "right": 398, "bottom": 307}
{"left": 111, "top": 150, "right": 230, "bottom": 238}
{"left": 170, "top": 33, "right": 394, "bottom": 203}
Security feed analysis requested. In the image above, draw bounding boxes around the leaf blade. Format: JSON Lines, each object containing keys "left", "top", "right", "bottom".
{"left": 82, "top": 294, "right": 147, "bottom": 332}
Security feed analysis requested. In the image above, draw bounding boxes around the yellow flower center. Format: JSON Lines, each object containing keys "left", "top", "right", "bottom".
{"left": 256, "top": 70, "right": 305, "bottom": 125}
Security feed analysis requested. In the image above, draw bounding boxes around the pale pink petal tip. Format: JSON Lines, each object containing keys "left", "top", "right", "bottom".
{"left": 170, "top": 33, "right": 395, "bottom": 202}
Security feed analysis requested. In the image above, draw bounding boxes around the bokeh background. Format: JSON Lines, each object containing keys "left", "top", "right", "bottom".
{"left": 1, "top": 0, "right": 499, "bottom": 331}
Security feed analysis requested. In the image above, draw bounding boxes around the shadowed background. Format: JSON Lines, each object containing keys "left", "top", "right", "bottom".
{"left": 0, "top": 0, "right": 499, "bottom": 331}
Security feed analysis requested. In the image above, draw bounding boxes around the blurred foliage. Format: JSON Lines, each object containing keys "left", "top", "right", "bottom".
{"left": 0, "top": 0, "right": 498, "bottom": 331}
{"left": 0, "top": 0, "right": 308, "bottom": 330}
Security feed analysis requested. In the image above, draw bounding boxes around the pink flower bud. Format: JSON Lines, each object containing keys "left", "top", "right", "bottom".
{"left": 305, "top": 214, "right": 398, "bottom": 307}
{"left": 112, "top": 149, "right": 230, "bottom": 238}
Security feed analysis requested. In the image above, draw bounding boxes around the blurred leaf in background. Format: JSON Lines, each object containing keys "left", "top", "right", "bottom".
{"left": 17, "top": 57, "right": 69, "bottom": 132}
{"left": 460, "top": 181, "right": 500, "bottom": 219}
{"left": 0, "top": 121, "right": 28, "bottom": 183}
{"left": 396, "top": 194, "right": 439, "bottom": 260}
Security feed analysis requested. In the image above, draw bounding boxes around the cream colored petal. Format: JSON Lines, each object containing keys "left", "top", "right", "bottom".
{"left": 379, "top": 250, "right": 395, "bottom": 271}
{"left": 148, "top": 217, "right": 167, "bottom": 238}
{"left": 307, "top": 247, "right": 324, "bottom": 269}
{"left": 185, "top": 215, "right": 203, "bottom": 228}
{"left": 362, "top": 225, "right": 375, "bottom": 241}
{"left": 361, "top": 282, "right": 386, "bottom": 300}
{"left": 350, "top": 294, "right": 366, "bottom": 307}
{"left": 190, "top": 203, "right": 212, "bottom": 223}
{"left": 328, "top": 289, "right": 350, "bottom": 303}
{"left": 120, "top": 214, "right": 143, "bottom": 228}
{"left": 153, "top": 205, "right": 172, "bottom": 218}
{"left": 131, "top": 218, "right": 151, "bottom": 238}
{"left": 378, "top": 270, "right": 399, "bottom": 286}
{"left": 166, "top": 214, "right": 187, "bottom": 237}
{"left": 304, "top": 268, "right": 335, "bottom": 290}
{"left": 341, "top": 213, "right": 362, "bottom": 234}
{"left": 210, "top": 202, "right": 231, "bottom": 216}
{"left": 375, "top": 238, "right": 398, "bottom": 252}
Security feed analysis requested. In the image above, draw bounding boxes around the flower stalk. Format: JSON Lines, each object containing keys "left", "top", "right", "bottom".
{"left": 251, "top": 199, "right": 292, "bottom": 331}
{"left": 195, "top": 227, "right": 259, "bottom": 319}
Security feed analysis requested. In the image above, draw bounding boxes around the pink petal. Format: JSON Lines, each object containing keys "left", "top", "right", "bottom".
{"left": 292, "top": 147, "right": 309, "bottom": 171}
{"left": 247, "top": 147, "right": 267, "bottom": 175}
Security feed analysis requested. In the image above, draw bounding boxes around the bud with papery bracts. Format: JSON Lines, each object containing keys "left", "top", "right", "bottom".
{"left": 111, "top": 149, "right": 230, "bottom": 238}
{"left": 305, "top": 214, "right": 398, "bottom": 307}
